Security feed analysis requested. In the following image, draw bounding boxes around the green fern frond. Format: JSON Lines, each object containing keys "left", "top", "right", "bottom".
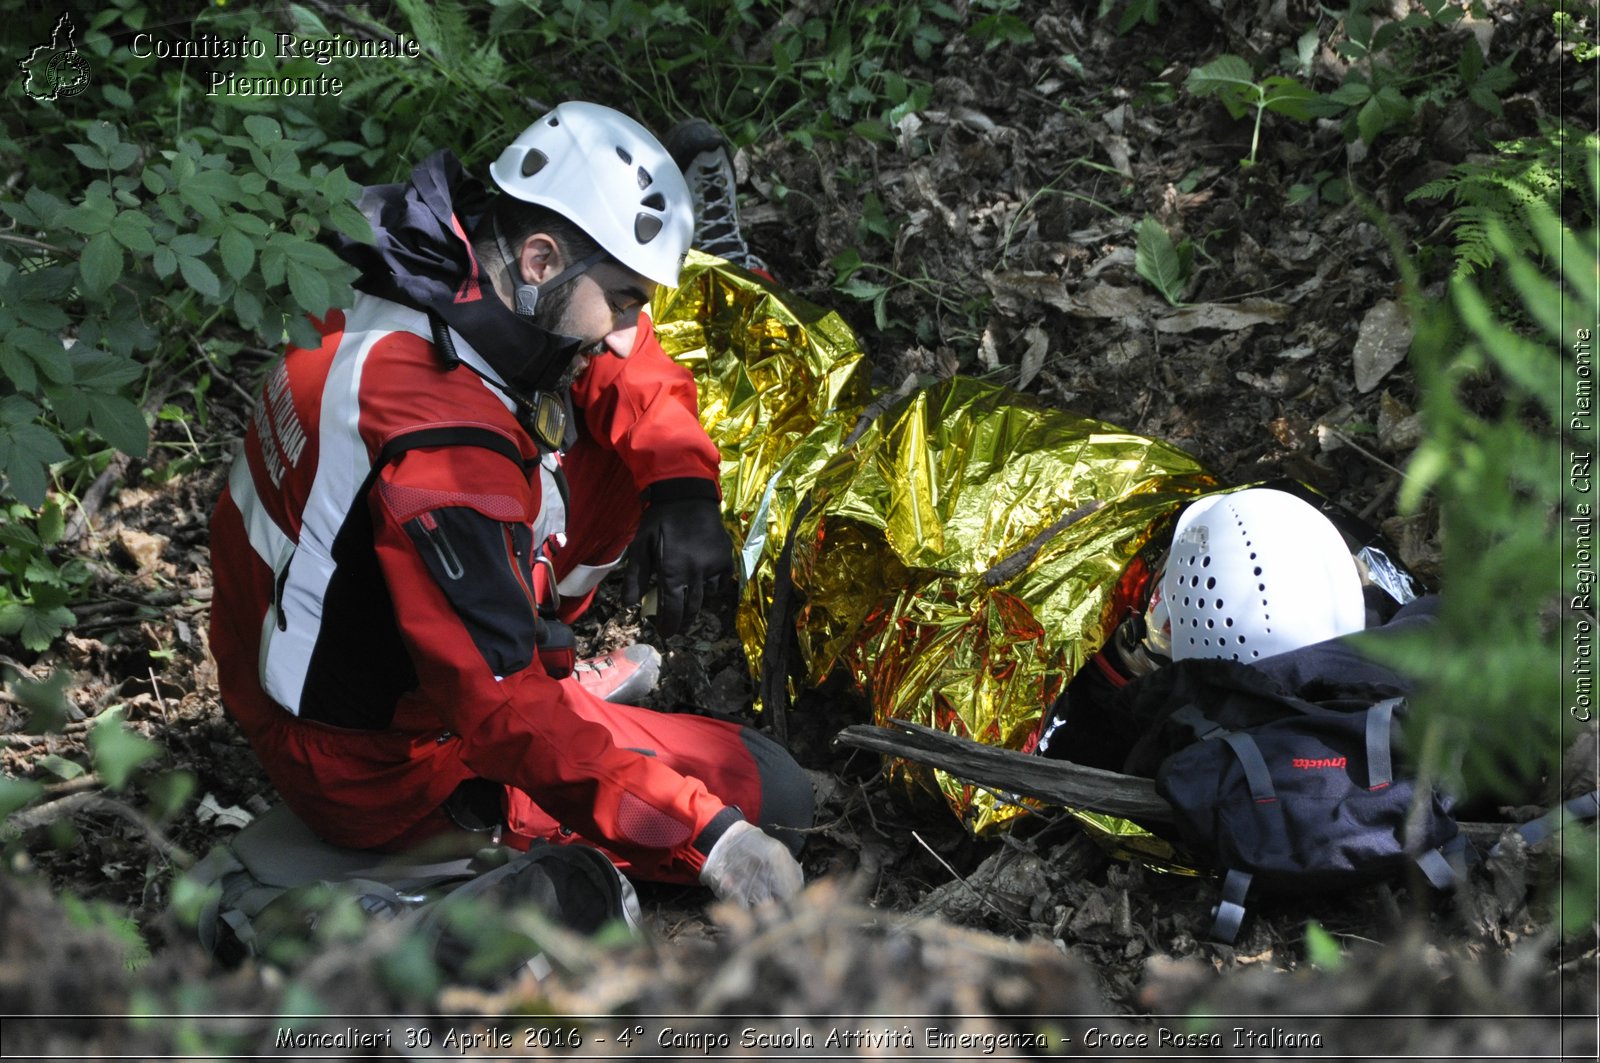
{"left": 1409, "top": 176, "right": 1461, "bottom": 202}
{"left": 1405, "top": 122, "right": 1595, "bottom": 275}
{"left": 1449, "top": 210, "right": 1497, "bottom": 276}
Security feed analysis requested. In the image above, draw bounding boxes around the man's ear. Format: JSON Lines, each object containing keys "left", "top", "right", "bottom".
{"left": 518, "top": 234, "right": 562, "bottom": 285}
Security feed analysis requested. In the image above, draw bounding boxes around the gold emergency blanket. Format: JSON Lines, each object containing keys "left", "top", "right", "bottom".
{"left": 654, "top": 253, "right": 1217, "bottom": 832}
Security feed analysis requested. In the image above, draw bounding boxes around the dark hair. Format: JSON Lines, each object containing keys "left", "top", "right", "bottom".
{"left": 485, "top": 197, "right": 603, "bottom": 265}
{"left": 474, "top": 198, "right": 610, "bottom": 331}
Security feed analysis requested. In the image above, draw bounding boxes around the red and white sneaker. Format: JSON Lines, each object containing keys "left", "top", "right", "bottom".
{"left": 568, "top": 642, "right": 662, "bottom": 704}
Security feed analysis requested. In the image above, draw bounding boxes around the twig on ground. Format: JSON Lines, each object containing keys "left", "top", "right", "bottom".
{"left": 910, "top": 830, "right": 1032, "bottom": 935}
{"left": 189, "top": 334, "right": 260, "bottom": 408}
{"left": 61, "top": 456, "right": 131, "bottom": 546}
{"left": 1322, "top": 425, "right": 1408, "bottom": 478}
{"left": 147, "top": 667, "right": 170, "bottom": 722}
{"left": 3, "top": 790, "right": 194, "bottom": 869}
{"left": 43, "top": 773, "right": 102, "bottom": 797}
{"left": 5, "top": 790, "right": 97, "bottom": 832}
{"left": 981, "top": 500, "right": 1106, "bottom": 586}
{"left": 1358, "top": 474, "right": 1400, "bottom": 523}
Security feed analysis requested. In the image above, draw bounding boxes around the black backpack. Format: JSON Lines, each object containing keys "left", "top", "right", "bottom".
{"left": 1150, "top": 690, "right": 1461, "bottom": 942}
{"left": 1124, "top": 649, "right": 1600, "bottom": 943}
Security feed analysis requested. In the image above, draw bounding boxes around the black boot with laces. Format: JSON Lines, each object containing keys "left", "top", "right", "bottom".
{"left": 663, "top": 119, "right": 769, "bottom": 274}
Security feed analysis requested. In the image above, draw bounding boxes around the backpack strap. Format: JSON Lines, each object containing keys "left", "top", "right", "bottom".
{"left": 1169, "top": 703, "right": 1229, "bottom": 742}
{"left": 1365, "top": 697, "right": 1401, "bottom": 791}
{"left": 189, "top": 844, "right": 247, "bottom": 956}
{"left": 1221, "top": 732, "right": 1277, "bottom": 803}
{"left": 1168, "top": 704, "right": 1276, "bottom": 801}
{"left": 1210, "top": 868, "right": 1253, "bottom": 943}
{"left": 1490, "top": 789, "right": 1600, "bottom": 857}
{"left": 1413, "top": 845, "right": 1459, "bottom": 889}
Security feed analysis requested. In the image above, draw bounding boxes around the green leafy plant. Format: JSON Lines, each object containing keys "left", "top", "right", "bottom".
{"left": 1134, "top": 216, "right": 1193, "bottom": 306}
{"left": 1303, "top": 920, "right": 1347, "bottom": 972}
{"left": 1100, "top": 0, "right": 1163, "bottom": 36}
{"left": 1316, "top": 0, "right": 1512, "bottom": 143}
{"left": 90, "top": 706, "right": 163, "bottom": 792}
{"left": 0, "top": 501, "right": 91, "bottom": 650}
{"left": 969, "top": 0, "right": 1036, "bottom": 50}
{"left": 2, "top": 7, "right": 374, "bottom": 651}
{"left": 61, "top": 893, "right": 153, "bottom": 971}
{"left": 1553, "top": 1, "right": 1600, "bottom": 63}
{"left": 831, "top": 249, "right": 986, "bottom": 349}
{"left": 1184, "top": 55, "right": 1318, "bottom": 167}
{"left": 1184, "top": 3, "right": 1514, "bottom": 167}
{"left": 1287, "top": 171, "right": 1351, "bottom": 208}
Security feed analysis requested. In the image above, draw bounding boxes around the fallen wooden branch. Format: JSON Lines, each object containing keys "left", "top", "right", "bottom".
{"left": 3, "top": 790, "right": 194, "bottom": 869}
{"left": 835, "top": 718, "right": 1172, "bottom": 822}
{"left": 833, "top": 719, "right": 1515, "bottom": 851}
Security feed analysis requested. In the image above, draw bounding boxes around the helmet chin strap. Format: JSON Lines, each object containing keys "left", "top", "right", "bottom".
{"left": 495, "top": 217, "right": 609, "bottom": 318}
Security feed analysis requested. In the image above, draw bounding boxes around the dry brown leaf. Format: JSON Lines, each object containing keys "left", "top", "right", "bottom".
{"left": 1017, "top": 326, "right": 1049, "bottom": 390}
{"left": 1068, "top": 283, "right": 1162, "bottom": 321}
{"left": 1377, "top": 390, "right": 1423, "bottom": 451}
{"left": 1154, "top": 298, "right": 1292, "bottom": 334}
{"left": 1352, "top": 299, "right": 1415, "bottom": 393}
{"left": 114, "top": 527, "right": 170, "bottom": 573}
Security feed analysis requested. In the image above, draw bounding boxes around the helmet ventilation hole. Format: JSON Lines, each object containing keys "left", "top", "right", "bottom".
{"left": 637, "top": 165, "right": 653, "bottom": 190}
{"left": 634, "top": 213, "right": 662, "bottom": 243}
{"left": 520, "top": 150, "right": 549, "bottom": 178}
{"left": 616, "top": 146, "right": 633, "bottom": 164}
{"left": 641, "top": 191, "right": 666, "bottom": 211}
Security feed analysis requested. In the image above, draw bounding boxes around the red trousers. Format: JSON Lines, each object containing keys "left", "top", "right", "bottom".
{"left": 371, "top": 426, "right": 812, "bottom": 880}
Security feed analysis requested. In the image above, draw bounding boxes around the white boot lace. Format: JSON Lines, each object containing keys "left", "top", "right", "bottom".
{"left": 683, "top": 151, "right": 768, "bottom": 272}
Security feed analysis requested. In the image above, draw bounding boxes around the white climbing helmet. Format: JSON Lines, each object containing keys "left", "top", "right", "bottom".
{"left": 1162, "top": 488, "right": 1366, "bottom": 663}
{"left": 490, "top": 102, "right": 693, "bottom": 288}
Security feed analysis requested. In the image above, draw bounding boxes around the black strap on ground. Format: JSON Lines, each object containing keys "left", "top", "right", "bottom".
{"left": 1210, "top": 867, "right": 1252, "bottom": 943}
{"left": 757, "top": 494, "right": 812, "bottom": 747}
{"left": 1490, "top": 789, "right": 1600, "bottom": 858}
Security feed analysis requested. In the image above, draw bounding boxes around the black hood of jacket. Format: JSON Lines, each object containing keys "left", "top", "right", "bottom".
{"left": 331, "top": 150, "right": 581, "bottom": 394}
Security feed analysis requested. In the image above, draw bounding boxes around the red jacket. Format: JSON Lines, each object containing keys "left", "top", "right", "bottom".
{"left": 209, "top": 281, "right": 733, "bottom": 879}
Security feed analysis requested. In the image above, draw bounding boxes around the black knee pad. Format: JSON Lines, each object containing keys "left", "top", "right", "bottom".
{"left": 739, "top": 726, "right": 814, "bottom": 855}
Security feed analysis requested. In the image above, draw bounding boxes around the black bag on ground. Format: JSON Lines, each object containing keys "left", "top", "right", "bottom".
{"left": 188, "top": 803, "right": 638, "bottom": 980}
{"left": 1150, "top": 684, "right": 1460, "bottom": 943}
{"left": 1116, "top": 611, "right": 1463, "bottom": 943}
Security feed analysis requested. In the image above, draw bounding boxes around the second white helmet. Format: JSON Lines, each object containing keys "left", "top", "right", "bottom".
{"left": 490, "top": 102, "right": 693, "bottom": 288}
{"left": 1162, "top": 488, "right": 1366, "bottom": 663}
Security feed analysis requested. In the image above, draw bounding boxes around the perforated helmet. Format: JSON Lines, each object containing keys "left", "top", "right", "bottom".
{"left": 1162, "top": 488, "right": 1366, "bottom": 663}
{"left": 490, "top": 102, "right": 693, "bottom": 288}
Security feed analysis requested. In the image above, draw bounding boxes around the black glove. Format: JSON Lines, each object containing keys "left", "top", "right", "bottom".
{"left": 621, "top": 478, "right": 734, "bottom": 637}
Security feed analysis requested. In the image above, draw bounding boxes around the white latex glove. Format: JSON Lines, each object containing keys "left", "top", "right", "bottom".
{"left": 698, "top": 820, "right": 804, "bottom": 908}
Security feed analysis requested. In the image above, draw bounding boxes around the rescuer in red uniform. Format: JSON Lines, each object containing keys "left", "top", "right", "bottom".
{"left": 209, "top": 102, "right": 809, "bottom": 908}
